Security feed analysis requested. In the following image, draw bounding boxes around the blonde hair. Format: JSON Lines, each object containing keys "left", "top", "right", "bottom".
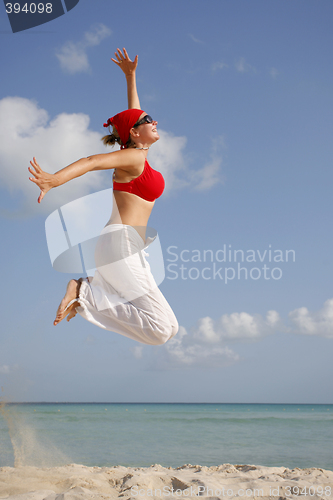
{"left": 101, "top": 125, "right": 134, "bottom": 148}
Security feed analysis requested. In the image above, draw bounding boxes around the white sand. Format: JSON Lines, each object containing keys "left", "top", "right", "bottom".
{"left": 0, "top": 463, "right": 332, "bottom": 499}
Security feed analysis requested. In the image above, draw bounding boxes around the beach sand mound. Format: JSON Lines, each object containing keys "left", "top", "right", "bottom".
{"left": 0, "top": 463, "right": 332, "bottom": 499}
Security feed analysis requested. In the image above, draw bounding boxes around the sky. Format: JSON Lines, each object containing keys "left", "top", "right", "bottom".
{"left": 0, "top": 0, "right": 332, "bottom": 404}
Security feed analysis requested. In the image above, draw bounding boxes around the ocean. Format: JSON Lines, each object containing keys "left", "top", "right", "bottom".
{"left": 0, "top": 403, "right": 332, "bottom": 470}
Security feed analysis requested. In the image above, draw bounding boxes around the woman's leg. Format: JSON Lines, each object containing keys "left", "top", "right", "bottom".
{"left": 78, "top": 275, "right": 178, "bottom": 345}
{"left": 76, "top": 225, "right": 179, "bottom": 345}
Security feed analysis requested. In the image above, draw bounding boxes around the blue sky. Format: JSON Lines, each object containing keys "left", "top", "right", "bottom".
{"left": 0, "top": 0, "right": 332, "bottom": 403}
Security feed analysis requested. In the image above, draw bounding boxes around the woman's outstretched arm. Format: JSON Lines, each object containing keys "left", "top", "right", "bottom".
{"left": 29, "top": 149, "right": 142, "bottom": 203}
{"left": 111, "top": 48, "right": 141, "bottom": 110}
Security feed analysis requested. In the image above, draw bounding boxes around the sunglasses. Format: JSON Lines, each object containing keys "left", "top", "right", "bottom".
{"left": 133, "top": 115, "right": 154, "bottom": 127}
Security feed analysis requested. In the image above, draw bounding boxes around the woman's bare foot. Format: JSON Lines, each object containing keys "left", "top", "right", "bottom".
{"left": 66, "top": 308, "right": 77, "bottom": 322}
{"left": 54, "top": 279, "right": 81, "bottom": 326}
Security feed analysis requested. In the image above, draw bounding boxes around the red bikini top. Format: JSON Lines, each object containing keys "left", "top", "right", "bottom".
{"left": 113, "top": 159, "right": 165, "bottom": 202}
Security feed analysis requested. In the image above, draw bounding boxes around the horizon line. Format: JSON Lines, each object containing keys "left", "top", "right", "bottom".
{"left": 2, "top": 401, "right": 332, "bottom": 405}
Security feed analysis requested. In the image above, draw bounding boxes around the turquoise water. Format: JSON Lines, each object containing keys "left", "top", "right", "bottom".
{"left": 0, "top": 403, "right": 332, "bottom": 470}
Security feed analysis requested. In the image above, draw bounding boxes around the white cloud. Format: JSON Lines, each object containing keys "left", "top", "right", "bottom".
{"left": 158, "top": 309, "right": 281, "bottom": 368}
{"left": 85, "top": 335, "right": 96, "bottom": 344}
{"left": 270, "top": 67, "right": 279, "bottom": 79}
{"left": 56, "top": 24, "right": 111, "bottom": 74}
{"left": 164, "top": 326, "right": 240, "bottom": 367}
{"left": 0, "top": 364, "right": 19, "bottom": 374}
{"left": 163, "top": 297, "right": 333, "bottom": 367}
{"left": 192, "top": 156, "right": 223, "bottom": 191}
{"left": 56, "top": 42, "right": 90, "bottom": 74}
{"left": 83, "top": 24, "right": 111, "bottom": 46}
{"left": 188, "top": 34, "right": 204, "bottom": 44}
{"left": 0, "top": 97, "right": 106, "bottom": 216}
{"left": 150, "top": 131, "right": 224, "bottom": 194}
{"left": 148, "top": 130, "right": 188, "bottom": 192}
{"left": 235, "top": 57, "right": 256, "bottom": 74}
{"left": 192, "top": 309, "right": 281, "bottom": 343}
{"left": 131, "top": 346, "right": 143, "bottom": 359}
{"left": 212, "top": 61, "right": 228, "bottom": 72}
{"left": 196, "top": 136, "right": 225, "bottom": 190}
{"left": 136, "top": 298, "right": 333, "bottom": 368}
{"left": 192, "top": 136, "right": 225, "bottom": 191}
{"left": 289, "top": 299, "right": 333, "bottom": 339}
{"left": 167, "top": 299, "right": 333, "bottom": 367}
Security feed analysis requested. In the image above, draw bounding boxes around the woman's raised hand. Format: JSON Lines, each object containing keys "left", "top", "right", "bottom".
{"left": 111, "top": 48, "right": 138, "bottom": 76}
{"left": 29, "top": 157, "right": 57, "bottom": 203}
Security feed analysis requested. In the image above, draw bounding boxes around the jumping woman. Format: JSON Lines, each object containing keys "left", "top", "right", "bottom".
{"left": 29, "top": 48, "right": 179, "bottom": 345}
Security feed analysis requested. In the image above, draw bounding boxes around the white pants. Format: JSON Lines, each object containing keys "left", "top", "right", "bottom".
{"left": 76, "top": 224, "right": 178, "bottom": 345}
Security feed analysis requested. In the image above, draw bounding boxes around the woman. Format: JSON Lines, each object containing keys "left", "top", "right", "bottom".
{"left": 29, "top": 48, "right": 178, "bottom": 346}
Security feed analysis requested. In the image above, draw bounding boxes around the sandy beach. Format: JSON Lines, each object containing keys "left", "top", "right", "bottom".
{"left": 0, "top": 463, "right": 332, "bottom": 499}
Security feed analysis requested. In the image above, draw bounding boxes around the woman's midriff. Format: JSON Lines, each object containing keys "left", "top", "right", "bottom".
{"left": 106, "top": 190, "right": 155, "bottom": 242}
